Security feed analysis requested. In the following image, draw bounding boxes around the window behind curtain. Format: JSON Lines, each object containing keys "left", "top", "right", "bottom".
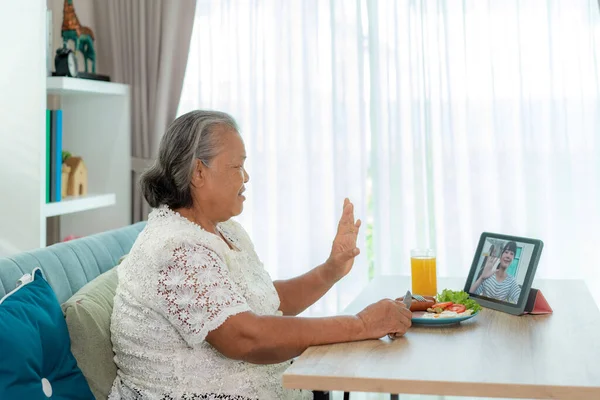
{"left": 179, "top": 0, "right": 600, "bottom": 309}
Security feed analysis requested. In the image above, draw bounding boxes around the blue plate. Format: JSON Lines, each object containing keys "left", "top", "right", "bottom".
{"left": 411, "top": 311, "right": 479, "bottom": 326}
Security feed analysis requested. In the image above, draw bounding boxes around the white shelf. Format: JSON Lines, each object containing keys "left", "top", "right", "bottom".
{"left": 43, "top": 193, "right": 116, "bottom": 217}
{"left": 47, "top": 77, "right": 128, "bottom": 96}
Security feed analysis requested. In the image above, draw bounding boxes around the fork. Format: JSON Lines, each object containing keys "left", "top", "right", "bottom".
{"left": 411, "top": 294, "right": 430, "bottom": 302}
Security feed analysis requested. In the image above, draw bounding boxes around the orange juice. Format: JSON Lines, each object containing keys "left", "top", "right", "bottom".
{"left": 411, "top": 255, "right": 437, "bottom": 296}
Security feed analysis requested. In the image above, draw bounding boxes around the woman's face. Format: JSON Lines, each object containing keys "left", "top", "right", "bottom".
{"left": 195, "top": 127, "right": 249, "bottom": 221}
{"left": 499, "top": 249, "right": 515, "bottom": 268}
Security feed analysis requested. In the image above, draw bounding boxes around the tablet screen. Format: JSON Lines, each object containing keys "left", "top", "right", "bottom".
{"left": 468, "top": 237, "right": 537, "bottom": 305}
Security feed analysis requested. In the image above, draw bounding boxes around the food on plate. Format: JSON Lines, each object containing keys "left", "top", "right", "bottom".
{"left": 396, "top": 295, "right": 436, "bottom": 312}
{"left": 435, "top": 289, "right": 482, "bottom": 313}
{"left": 430, "top": 301, "right": 453, "bottom": 310}
{"left": 421, "top": 309, "right": 474, "bottom": 319}
{"left": 397, "top": 289, "right": 481, "bottom": 320}
{"left": 447, "top": 304, "right": 466, "bottom": 313}
{"left": 422, "top": 289, "right": 481, "bottom": 317}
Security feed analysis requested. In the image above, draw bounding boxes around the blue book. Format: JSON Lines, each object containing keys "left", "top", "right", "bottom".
{"left": 54, "top": 110, "right": 62, "bottom": 202}
{"left": 46, "top": 110, "right": 51, "bottom": 203}
{"left": 49, "top": 111, "right": 56, "bottom": 202}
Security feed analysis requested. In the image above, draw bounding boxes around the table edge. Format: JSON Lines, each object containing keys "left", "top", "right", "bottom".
{"left": 282, "top": 374, "right": 600, "bottom": 399}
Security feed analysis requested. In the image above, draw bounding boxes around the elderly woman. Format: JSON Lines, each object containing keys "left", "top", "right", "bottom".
{"left": 108, "top": 110, "right": 411, "bottom": 400}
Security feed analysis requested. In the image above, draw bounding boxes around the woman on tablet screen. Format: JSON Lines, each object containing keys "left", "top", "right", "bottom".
{"left": 470, "top": 241, "right": 521, "bottom": 304}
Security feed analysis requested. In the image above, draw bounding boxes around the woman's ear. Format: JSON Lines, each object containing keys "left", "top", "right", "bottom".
{"left": 191, "top": 159, "right": 207, "bottom": 188}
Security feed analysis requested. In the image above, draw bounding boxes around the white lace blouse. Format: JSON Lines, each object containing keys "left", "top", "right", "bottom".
{"left": 108, "top": 206, "right": 312, "bottom": 400}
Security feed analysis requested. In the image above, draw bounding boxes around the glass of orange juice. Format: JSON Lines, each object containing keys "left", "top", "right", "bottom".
{"left": 411, "top": 248, "right": 437, "bottom": 296}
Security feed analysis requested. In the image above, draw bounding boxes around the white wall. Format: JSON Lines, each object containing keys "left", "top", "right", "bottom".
{"left": 0, "top": 2, "right": 46, "bottom": 255}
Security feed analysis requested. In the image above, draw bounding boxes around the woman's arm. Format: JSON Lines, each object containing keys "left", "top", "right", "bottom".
{"left": 273, "top": 261, "right": 340, "bottom": 316}
{"left": 469, "top": 275, "right": 485, "bottom": 293}
{"left": 470, "top": 256, "right": 498, "bottom": 292}
{"left": 206, "top": 298, "right": 412, "bottom": 364}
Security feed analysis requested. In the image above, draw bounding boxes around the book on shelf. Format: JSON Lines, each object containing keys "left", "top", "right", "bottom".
{"left": 45, "top": 110, "right": 51, "bottom": 203}
{"left": 46, "top": 109, "right": 63, "bottom": 203}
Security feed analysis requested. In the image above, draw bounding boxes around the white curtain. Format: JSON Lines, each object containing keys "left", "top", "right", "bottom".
{"left": 178, "top": 0, "right": 370, "bottom": 315}
{"left": 180, "top": 0, "right": 600, "bottom": 314}
{"left": 368, "top": 0, "right": 600, "bottom": 304}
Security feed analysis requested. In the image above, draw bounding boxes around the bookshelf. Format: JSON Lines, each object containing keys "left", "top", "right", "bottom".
{"left": 0, "top": 3, "right": 131, "bottom": 255}
{"left": 43, "top": 193, "right": 116, "bottom": 217}
{"left": 47, "top": 77, "right": 128, "bottom": 96}
{"left": 45, "top": 77, "right": 131, "bottom": 247}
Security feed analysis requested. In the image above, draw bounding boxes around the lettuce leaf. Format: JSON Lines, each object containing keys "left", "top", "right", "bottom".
{"left": 435, "top": 289, "right": 482, "bottom": 313}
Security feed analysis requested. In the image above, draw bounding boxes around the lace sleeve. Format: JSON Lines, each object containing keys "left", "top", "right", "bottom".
{"left": 156, "top": 242, "right": 251, "bottom": 346}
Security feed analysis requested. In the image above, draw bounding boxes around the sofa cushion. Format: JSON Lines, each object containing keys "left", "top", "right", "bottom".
{"left": 0, "top": 268, "right": 94, "bottom": 399}
{"left": 61, "top": 265, "right": 120, "bottom": 400}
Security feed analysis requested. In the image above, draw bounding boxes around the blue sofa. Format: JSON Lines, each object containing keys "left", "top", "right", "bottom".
{"left": 0, "top": 221, "right": 331, "bottom": 400}
{"left": 0, "top": 222, "right": 146, "bottom": 303}
{"left": 0, "top": 222, "right": 146, "bottom": 399}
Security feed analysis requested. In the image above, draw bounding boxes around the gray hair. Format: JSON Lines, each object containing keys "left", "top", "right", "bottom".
{"left": 140, "top": 110, "right": 239, "bottom": 209}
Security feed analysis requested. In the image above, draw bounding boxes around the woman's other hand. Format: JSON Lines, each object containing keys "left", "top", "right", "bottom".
{"left": 356, "top": 299, "right": 412, "bottom": 339}
{"left": 481, "top": 256, "right": 498, "bottom": 279}
{"left": 326, "top": 198, "right": 361, "bottom": 282}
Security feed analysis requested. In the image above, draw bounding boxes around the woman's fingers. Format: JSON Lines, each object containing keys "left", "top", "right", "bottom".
{"left": 337, "top": 200, "right": 357, "bottom": 233}
{"left": 334, "top": 199, "right": 361, "bottom": 241}
{"left": 344, "top": 201, "right": 354, "bottom": 222}
{"left": 349, "top": 219, "right": 361, "bottom": 235}
{"left": 339, "top": 201, "right": 351, "bottom": 221}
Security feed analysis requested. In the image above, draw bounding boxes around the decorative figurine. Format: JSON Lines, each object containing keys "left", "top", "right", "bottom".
{"left": 61, "top": 164, "right": 71, "bottom": 199}
{"left": 61, "top": 0, "right": 96, "bottom": 74}
{"left": 65, "top": 156, "right": 88, "bottom": 197}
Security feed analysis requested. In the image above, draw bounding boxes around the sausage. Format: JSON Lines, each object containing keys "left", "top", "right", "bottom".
{"left": 397, "top": 295, "right": 436, "bottom": 312}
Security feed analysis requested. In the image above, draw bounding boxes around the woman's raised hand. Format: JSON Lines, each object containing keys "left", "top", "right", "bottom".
{"left": 356, "top": 299, "right": 412, "bottom": 339}
{"left": 326, "top": 198, "right": 361, "bottom": 282}
{"left": 481, "top": 256, "right": 499, "bottom": 279}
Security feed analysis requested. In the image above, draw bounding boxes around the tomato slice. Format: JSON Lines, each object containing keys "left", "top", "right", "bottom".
{"left": 448, "top": 304, "right": 466, "bottom": 313}
{"left": 431, "top": 302, "right": 453, "bottom": 309}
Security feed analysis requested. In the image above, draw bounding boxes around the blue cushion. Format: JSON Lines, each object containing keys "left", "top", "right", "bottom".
{"left": 0, "top": 268, "right": 94, "bottom": 399}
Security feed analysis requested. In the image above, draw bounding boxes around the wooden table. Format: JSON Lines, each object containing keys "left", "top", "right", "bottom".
{"left": 283, "top": 276, "right": 600, "bottom": 399}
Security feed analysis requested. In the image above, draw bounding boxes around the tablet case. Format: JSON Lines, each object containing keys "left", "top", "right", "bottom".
{"left": 522, "top": 288, "right": 553, "bottom": 315}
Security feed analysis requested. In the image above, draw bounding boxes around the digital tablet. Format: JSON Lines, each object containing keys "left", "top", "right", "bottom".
{"left": 464, "top": 232, "right": 544, "bottom": 316}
